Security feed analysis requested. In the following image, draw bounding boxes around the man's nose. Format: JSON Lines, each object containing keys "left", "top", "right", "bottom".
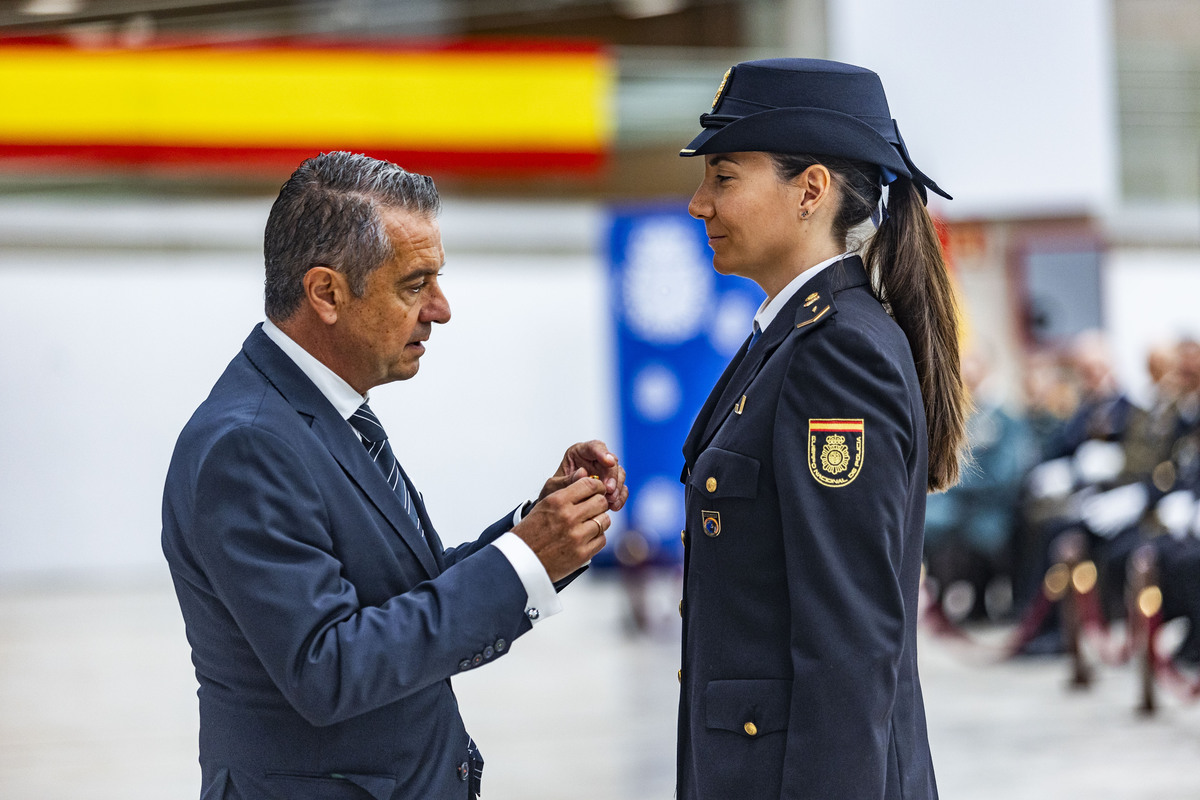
{"left": 419, "top": 281, "right": 451, "bottom": 325}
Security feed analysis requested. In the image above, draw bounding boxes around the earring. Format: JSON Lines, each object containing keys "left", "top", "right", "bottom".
{"left": 800, "top": 210, "right": 809, "bottom": 218}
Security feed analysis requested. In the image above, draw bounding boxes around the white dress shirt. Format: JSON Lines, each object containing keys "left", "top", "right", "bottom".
{"left": 753, "top": 251, "right": 852, "bottom": 336}
{"left": 262, "top": 319, "right": 561, "bottom": 624}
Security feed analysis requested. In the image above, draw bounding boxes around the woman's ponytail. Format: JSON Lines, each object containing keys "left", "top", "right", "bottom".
{"left": 865, "top": 177, "right": 968, "bottom": 492}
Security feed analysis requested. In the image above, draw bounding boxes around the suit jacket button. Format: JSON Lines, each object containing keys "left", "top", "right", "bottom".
{"left": 458, "top": 659, "right": 471, "bottom": 671}
{"left": 495, "top": 638, "right": 507, "bottom": 652}
{"left": 705, "top": 477, "right": 717, "bottom": 492}
{"left": 744, "top": 722, "right": 758, "bottom": 736}
{"left": 458, "top": 761, "right": 469, "bottom": 780}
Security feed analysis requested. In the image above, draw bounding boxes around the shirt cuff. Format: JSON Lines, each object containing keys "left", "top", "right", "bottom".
{"left": 491, "top": 531, "right": 561, "bottom": 625}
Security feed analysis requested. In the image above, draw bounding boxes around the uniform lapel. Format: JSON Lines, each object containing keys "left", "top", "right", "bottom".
{"left": 682, "top": 257, "right": 869, "bottom": 467}
{"left": 242, "top": 325, "right": 441, "bottom": 579}
{"left": 682, "top": 334, "right": 752, "bottom": 467}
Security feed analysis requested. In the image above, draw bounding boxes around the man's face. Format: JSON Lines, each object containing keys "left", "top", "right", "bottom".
{"left": 335, "top": 208, "right": 451, "bottom": 392}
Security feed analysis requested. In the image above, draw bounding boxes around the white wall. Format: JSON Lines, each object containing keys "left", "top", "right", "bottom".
{"left": 828, "top": 0, "right": 1119, "bottom": 220}
{"left": 1104, "top": 248, "right": 1200, "bottom": 400}
{"left": 0, "top": 198, "right": 613, "bottom": 578}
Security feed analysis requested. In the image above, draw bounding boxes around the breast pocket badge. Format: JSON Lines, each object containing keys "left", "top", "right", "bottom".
{"left": 808, "top": 419, "right": 864, "bottom": 487}
{"left": 701, "top": 510, "right": 721, "bottom": 537}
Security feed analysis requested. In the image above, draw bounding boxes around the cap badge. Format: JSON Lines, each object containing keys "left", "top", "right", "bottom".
{"left": 808, "top": 419, "right": 864, "bottom": 487}
{"left": 711, "top": 67, "right": 732, "bottom": 111}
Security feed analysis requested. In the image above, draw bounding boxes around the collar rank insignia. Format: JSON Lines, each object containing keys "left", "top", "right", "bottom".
{"left": 808, "top": 419, "right": 864, "bottom": 487}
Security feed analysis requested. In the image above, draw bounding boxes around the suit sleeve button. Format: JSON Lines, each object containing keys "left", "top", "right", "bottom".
{"left": 472, "top": 653, "right": 483, "bottom": 666}
{"left": 495, "top": 638, "right": 507, "bottom": 652}
{"left": 483, "top": 646, "right": 495, "bottom": 659}
{"left": 744, "top": 722, "right": 758, "bottom": 736}
{"left": 458, "top": 659, "right": 471, "bottom": 671}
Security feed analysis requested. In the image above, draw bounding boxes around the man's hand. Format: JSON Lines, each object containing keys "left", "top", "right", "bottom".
{"left": 514, "top": 477, "right": 610, "bottom": 583}
{"left": 538, "top": 440, "right": 629, "bottom": 512}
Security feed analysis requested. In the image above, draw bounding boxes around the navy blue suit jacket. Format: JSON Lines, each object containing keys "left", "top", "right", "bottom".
{"left": 677, "top": 257, "right": 937, "bottom": 799}
{"left": 162, "top": 325, "right": 535, "bottom": 800}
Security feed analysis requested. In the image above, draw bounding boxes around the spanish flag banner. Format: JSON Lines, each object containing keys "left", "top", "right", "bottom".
{"left": 0, "top": 38, "right": 614, "bottom": 176}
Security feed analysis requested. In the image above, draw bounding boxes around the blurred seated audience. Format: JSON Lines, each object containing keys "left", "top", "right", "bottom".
{"left": 925, "top": 347, "right": 1033, "bottom": 621}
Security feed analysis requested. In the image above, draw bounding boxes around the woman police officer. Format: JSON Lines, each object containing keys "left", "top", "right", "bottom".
{"left": 675, "top": 59, "right": 967, "bottom": 799}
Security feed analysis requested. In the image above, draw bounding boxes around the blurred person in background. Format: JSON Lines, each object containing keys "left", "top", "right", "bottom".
{"left": 924, "top": 346, "right": 1033, "bottom": 622}
{"left": 161, "top": 151, "right": 627, "bottom": 800}
{"left": 674, "top": 59, "right": 966, "bottom": 800}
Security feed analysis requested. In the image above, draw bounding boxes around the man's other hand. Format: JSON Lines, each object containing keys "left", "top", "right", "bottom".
{"left": 539, "top": 440, "right": 629, "bottom": 512}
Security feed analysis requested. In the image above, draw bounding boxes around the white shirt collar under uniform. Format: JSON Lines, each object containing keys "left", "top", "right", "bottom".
{"left": 262, "top": 318, "right": 366, "bottom": 422}
{"left": 753, "top": 251, "right": 852, "bottom": 337}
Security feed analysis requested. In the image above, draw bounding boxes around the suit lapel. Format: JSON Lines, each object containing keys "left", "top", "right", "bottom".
{"left": 242, "top": 325, "right": 441, "bottom": 579}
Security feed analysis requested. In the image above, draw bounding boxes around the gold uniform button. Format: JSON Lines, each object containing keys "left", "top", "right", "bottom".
{"left": 678, "top": 599, "right": 683, "bottom": 617}
{"left": 744, "top": 722, "right": 758, "bottom": 736}
{"left": 681, "top": 529, "right": 686, "bottom": 545}
{"left": 677, "top": 669, "right": 682, "bottom": 683}
{"left": 705, "top": 477, "right": 717, "bottom": 492}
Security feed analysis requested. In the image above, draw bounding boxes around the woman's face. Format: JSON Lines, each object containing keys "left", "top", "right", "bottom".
{"left": 687, "top": 151, "right": 805, "bottom": 290}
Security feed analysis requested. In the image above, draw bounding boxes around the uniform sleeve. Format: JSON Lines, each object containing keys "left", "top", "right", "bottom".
{"left": 188, "top": 425, "right": 532, "bottom": 727}
{"left": 772, "top": 324, "right": 917, "bottom": 798}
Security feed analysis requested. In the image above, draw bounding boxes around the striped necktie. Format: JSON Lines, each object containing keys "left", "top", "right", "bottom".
{"left": 348, "top": 402, "right": 424, "bottom": 539}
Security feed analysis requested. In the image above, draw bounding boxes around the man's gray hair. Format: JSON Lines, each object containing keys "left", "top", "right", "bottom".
{"left": 264, "top": 151, "right": 441, "bottom": 321}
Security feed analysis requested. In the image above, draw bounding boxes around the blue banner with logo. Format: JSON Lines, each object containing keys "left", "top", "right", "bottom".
{"left": 600, "top": 204, "right": 762, "bottom": 568}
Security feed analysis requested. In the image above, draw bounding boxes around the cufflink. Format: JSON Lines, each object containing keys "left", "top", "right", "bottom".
{"left": 526, "top": 607, "right": 540, "bottom": 621}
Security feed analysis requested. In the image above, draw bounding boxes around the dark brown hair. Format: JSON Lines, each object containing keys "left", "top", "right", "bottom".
{"left": 772, "top": 153, "right": 968, "bottom": 491}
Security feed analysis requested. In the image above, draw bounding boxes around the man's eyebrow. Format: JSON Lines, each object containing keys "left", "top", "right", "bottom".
{"left": 395, "top": 266, "right": 442, "bottom": 283}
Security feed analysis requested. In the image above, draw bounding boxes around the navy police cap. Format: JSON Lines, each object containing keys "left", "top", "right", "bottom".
{"left": 680, "top": 58, "right": 950, "bottom": 202}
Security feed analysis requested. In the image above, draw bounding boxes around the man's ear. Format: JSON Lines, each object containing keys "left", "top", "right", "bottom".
{"left": 302, "top": 267, "right": 346, "bottom": 326}
{"left": 796, "top": 163, "right": 833, "bottom": 220}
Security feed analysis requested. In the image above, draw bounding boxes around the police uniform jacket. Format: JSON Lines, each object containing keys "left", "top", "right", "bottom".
{"left": 677, "top": 256, "right": 937, "bottom": 799}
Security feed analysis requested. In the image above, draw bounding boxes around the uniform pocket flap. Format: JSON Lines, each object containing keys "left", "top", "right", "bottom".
{"left": 705, "top": 678, "right": 791, "bottom": 737}
{"left": 264, "top": 771, "right": 396, "bottom": 800}
{"left": 689, "top": 448, "right": 760, "bottom": 499}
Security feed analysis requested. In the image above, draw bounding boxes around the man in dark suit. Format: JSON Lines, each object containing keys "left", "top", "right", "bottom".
{"left": 161, "top": 151, "right": 627, "bottom": 800}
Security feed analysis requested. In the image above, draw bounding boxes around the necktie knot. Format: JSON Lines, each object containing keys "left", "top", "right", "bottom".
{"left": 349, "top": 403, "right": 388, "bottom": 443}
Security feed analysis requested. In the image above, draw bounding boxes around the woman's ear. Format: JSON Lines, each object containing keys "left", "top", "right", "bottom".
{"left": 796, "top": 163, "right": 833, "bottom": 220}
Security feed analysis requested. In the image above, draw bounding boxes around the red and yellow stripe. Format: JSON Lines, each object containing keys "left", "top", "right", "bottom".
{"left": 809, "top": 419, "right": 865, "bottom": 433}
{"left": 0, "top": 39, "right": 614, "bottom": 176}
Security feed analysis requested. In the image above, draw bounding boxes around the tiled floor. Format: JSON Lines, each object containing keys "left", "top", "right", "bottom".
{"left": 2, "top": 571, "right": 1199, "bottom": 799}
